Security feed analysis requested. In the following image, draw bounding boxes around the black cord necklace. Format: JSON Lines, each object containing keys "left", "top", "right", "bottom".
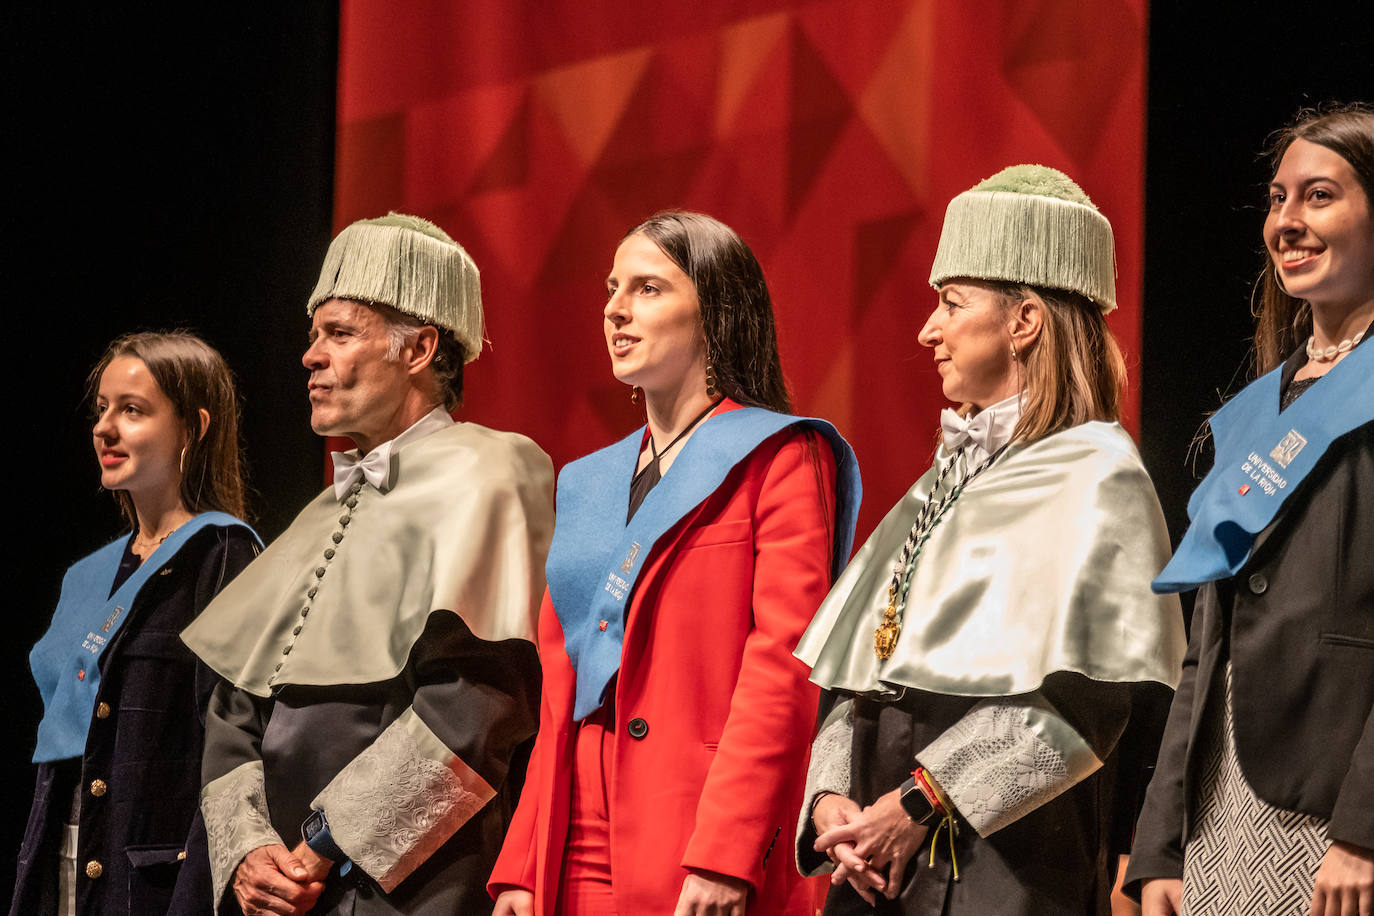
{"left": 627, "top": 400, "right": 720, "bottom": 522}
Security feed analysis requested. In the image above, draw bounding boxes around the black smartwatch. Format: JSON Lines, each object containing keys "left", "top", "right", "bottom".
{"left": 897, "top": 776, "right": 939, "bottom": 825}
{"left": 301, "top": 809, "right": 347, "bottom": 864}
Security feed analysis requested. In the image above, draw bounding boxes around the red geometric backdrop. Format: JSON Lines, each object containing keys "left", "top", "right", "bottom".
{"left": 335, "top": 0, "right": 1147, "bottom": 537}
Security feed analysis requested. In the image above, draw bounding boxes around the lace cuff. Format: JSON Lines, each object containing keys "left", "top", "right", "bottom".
{"left": 201, "top": 761, "right": 284, "bottom": 909}
{"left": 919, "top": 696, "right": 1101, "bottom": 837}
{"left": 312, "top": 706, "right": 495, "bottom": 893}
{"left": 796, "top": 700, "right": 853, "bottom": 875}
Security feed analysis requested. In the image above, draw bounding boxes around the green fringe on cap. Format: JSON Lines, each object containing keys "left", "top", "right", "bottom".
{"left": 307, "top": 213, "right": 484, "bottom": 362}
{"left": 928, "top": 165, "right": 1117, "bottom": 313}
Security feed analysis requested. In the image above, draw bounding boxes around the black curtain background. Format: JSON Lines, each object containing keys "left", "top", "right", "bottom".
{"left": 1139, "top": 8, "right": 1372, "bottom": 591}
{"left": 1, "top": 6, "right": 338, "bottom": 897}
{"left": 1, "top": 1, "right": 1369, "bottom": 902}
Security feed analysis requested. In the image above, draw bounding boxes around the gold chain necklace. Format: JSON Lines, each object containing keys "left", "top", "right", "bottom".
{"left": 874, "top": 445, "right": 1007, "bottom": 660}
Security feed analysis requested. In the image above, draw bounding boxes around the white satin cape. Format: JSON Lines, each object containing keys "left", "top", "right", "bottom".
{"left": 797, "top": 421, "right": 1186, "bottom": 697}
{"left": 182, "top": 422, "right": 553, "bottom": 697}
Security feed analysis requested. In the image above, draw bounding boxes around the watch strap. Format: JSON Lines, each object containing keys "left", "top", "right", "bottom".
{"left": 302, "top": 809, "right": 348, "bottom": 864}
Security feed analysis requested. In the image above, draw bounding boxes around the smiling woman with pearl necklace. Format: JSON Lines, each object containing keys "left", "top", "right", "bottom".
{"left": 1129, "top": 102, "right": 1374, "bottom": 916}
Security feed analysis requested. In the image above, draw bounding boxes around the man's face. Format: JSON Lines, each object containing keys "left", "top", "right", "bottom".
{"left": 302, "top": 299, "right": 408, "bottom": 449}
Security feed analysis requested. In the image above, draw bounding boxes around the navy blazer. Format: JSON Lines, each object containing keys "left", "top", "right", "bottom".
{"left": 11, "top": 525, "right": 258, "bottom": 916}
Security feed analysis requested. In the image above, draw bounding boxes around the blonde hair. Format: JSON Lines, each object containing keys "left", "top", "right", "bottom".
{"left": 988, "top": 282, "right": 1126, "bottom": 443}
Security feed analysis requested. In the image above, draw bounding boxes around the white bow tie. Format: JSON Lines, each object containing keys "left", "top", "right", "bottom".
{"left": 939, "top": 407, "right": 994, "bottom": 454}
{"left": 331, "top": 443, "right": 394, "bottom": 501}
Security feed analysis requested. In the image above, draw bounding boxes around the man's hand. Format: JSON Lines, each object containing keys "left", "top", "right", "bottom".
{"left": 1311, "top": 841, "right": 1374, "bottom": 916}
{"left": 290, "top": 839, "right": 334, "bottom": 882}
{"left": 231, "top": 844, "right": 325, "bottom": 916}
{"left": 673, "top": 867, "right": 749, "bottom": 916}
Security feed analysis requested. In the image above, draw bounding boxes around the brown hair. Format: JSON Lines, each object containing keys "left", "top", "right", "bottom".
{"left": 625, "top": 210, "right": 793, "bottom": 414}
{"left": 989, "top": 282, "right": 1126, "bottom": 443}
{"left": 88, "top": 331, "right": 247, "bottom": 526}
{"left": 1253, "top": 102, "right": 1374, "bottom": 374}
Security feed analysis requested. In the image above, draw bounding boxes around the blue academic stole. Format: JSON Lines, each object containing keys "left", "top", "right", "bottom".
{"left": 1155, "top": 341, "right": 1374, "bottom": 593}
{"left": 547, "top": 408, "right": 861, "bottom": 720}
{"left": 30, "top": 512, "right": 257, "bottom": 763}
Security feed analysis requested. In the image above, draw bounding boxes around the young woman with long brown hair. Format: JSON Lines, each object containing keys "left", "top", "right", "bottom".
{"left": 12, "top": 332, "right": 259, "bottom": 916}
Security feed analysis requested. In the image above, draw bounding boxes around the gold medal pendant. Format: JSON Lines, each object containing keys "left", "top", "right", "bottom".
{"left": 872, "top": 445, "right": 1004, "bottom": 664}
{"left": 874, "top": 600, "right": 901, "bottom": 660}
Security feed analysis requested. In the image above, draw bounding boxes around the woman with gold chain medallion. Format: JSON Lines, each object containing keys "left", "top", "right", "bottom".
{"left": 796, "top": 167, "right": 1187, "bottom": 915}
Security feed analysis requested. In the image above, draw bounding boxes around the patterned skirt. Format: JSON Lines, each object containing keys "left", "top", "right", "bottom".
{"left": 1182, "top": 664, "right": 1330, "bottom": 915}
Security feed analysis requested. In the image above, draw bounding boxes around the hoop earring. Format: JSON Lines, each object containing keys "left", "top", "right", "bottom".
{"left": 705, "top": 349, "right": 717, "bottom": 400}
{"left": 630, "top": 386, "right": 641, "bottom": 405}
{"left": 1273, "top": 264, "right": 1290, "bottom": 296}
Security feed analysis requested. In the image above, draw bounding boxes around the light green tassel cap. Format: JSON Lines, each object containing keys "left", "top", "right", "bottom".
{"left": 307, "top": 213, "right": 484, "bottom": 363}
{"left": 928, "top": 164, "right": 1117, "bottom": 313}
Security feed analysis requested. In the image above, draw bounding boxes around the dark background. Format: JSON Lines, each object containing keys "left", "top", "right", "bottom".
{"left": 1, "top": 2, "right": 1369, "bottom": 900}
{"left": 1139, "top": 6, "right": 1372, "bottom": 554}
{"left": 2, "top": 6, "right": 339, "bottom": 896}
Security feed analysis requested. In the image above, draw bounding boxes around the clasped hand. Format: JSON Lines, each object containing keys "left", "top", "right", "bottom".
{"left": 230, "top": 842, "right": 328, "bottom": 916}
{"left": 813, "top": 790, "right": 927, "bottom": 905}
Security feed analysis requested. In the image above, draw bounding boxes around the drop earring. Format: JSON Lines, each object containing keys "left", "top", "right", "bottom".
{"left": 630, "top": 386, "right": 641, "bottom": 405}
{"left": 705, "top": 348, "right": 717, "bottom": 400}
{"left": 179, "top": 445, "right": 188, "bottom": 473}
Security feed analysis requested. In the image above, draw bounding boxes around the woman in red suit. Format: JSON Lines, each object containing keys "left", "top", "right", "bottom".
{"left": 489, "top": 211, "right": 860, "bottom": 915}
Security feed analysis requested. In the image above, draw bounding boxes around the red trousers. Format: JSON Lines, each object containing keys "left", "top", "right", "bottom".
{"left": 557, "top": 702, "right": 618, "bottom": 915}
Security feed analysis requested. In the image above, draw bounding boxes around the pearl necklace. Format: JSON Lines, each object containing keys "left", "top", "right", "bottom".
{"left": 1306, "top": 330, "right": 1365, "bottom": 362}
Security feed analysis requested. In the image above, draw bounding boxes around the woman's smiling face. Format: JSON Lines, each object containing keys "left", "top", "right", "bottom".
{"left": 1266, "top": 138, "right": 1374, "bottom": 312}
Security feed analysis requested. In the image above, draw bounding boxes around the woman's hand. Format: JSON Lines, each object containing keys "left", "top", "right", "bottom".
{"left": 673, "top": 867, "right": 749, "bottom": 916}
{"left": 1310, "top": 840, "right": 1374, "bottom": 916}
{"left": 813, "top": 793, "right": 883, "bottom": 901}
{"left": 815, "top": 788, "right": 928, "bottom": 903}
{"left": 1140, "top": 878, "right": 1182, "bottom": 915}
{"left": 812, "top": 791, "right": 857, "bottom": 835}
{"left": 493, "top": 887, "right": 535, "bottom": 916}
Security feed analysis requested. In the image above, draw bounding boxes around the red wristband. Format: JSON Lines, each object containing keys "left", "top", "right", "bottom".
{"left": 912, "top": 767, "right": 949, "bottom": 818}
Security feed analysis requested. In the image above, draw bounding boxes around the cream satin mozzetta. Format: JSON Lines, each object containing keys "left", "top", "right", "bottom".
{"left": 796, "top": 422, "right": 1186, "bottom": 696}
{"left": 182, "top": 421, "right": 553, "bottom": 696}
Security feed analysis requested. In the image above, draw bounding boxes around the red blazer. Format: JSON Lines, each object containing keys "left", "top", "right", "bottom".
{"left": 489, "top": 424, "right": 838, "bottom": 913}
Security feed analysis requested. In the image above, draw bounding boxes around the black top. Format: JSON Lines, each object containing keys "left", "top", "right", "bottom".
{"left": 1280, "top": 375, "right": 1318, "bottom": 410}
{"left": 626, "top": 401, "right": 719, "bottom": 522}
{"left": 108, "top": 536, "right": 141, "bottom": 597}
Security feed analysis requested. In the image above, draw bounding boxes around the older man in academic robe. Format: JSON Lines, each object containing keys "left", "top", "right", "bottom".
{"left": 182, "top": 214, "right": 553, "bottom": 915}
